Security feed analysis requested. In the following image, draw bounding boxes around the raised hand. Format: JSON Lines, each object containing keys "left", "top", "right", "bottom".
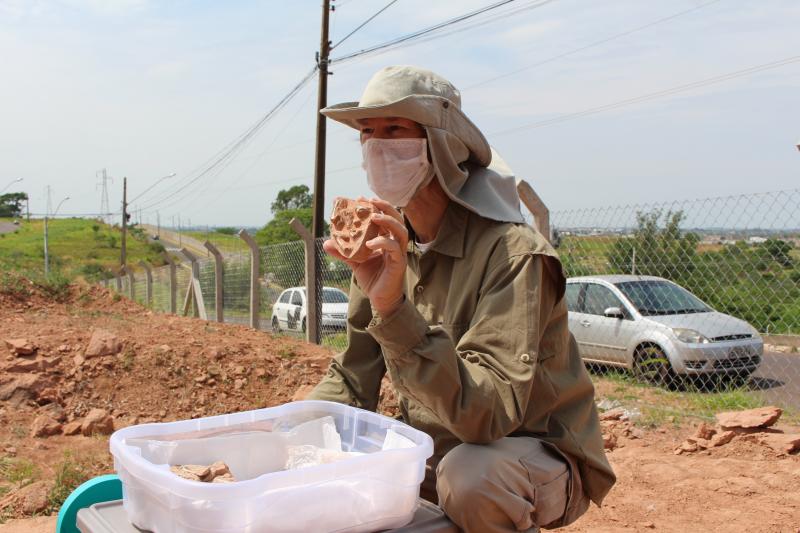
{"left": 323, "top": 198, "right": 408, "bottom": 317}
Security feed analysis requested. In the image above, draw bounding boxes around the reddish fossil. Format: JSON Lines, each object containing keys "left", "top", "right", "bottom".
{"left": 330, "top": 197, "right": 383, "bottom": 263}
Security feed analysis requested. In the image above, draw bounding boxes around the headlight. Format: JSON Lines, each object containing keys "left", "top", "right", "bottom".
{"left": 672, "top": 328, "right": 710, "bottom": 344}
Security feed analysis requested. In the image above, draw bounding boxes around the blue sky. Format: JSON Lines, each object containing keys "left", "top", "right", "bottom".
{"left": 1, "top": 0, "right": 798, "bottom": 227}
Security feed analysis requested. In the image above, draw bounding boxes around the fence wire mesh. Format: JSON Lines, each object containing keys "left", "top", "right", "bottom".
{"left": 106, "top": 189, "right": 800, "bottom": 422}
{"left": 542, "top": 188, "right": 800, "bottom": 422}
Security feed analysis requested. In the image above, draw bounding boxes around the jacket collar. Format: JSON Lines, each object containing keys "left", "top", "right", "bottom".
{"left": 406, "top": 201, "right": 467, "bottom": 259}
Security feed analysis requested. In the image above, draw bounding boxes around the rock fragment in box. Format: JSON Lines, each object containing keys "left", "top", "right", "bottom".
{"left": 170, "top": 462, "right": 235, "bottom": 483}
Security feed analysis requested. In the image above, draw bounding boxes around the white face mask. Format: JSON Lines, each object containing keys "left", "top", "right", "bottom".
{"left": 361, "top": 138, "right": 435, "bottom": 207}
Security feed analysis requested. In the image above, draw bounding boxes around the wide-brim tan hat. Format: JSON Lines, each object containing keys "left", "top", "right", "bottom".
{"left": 322, "top": 65, "right": 524, "bottom": 223}
{"left": 322, "top": 65, "right": 491, "bottom": 166}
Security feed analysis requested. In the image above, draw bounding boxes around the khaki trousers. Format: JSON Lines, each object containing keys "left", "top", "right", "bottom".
{"left": 421, "top": 437, "right": 578, "bottom": 533}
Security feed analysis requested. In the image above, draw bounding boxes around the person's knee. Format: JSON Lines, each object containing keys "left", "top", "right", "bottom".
{"left": 435, "top": 443, "right": 518, "bottom": 531}
{"left": 436, "top": 443, "right": 489, "bottom": 509}
{"left": 436, "top": 439, "right": 572, "bottom": 532}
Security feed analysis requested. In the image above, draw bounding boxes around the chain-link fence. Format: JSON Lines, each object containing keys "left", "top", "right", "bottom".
{"left": 106, "top": 189, "right": 800, "bottom": 422}
{"left": 540, "top": 188, "right": 800, "bottom": 421}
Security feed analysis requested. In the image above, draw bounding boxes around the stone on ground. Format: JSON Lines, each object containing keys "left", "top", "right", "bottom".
{"left": 715, "top": 406, "right": 782, "bottom": 429}
{"left": 84, "top": 329, "right": 122, "bottom": 358}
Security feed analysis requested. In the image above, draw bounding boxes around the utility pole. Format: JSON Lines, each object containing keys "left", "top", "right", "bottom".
{"left": 157, "top": 211, "right": 161, "bottom": 238}
{"left": 178, "top": 214, "right": 182, "bottom": 247}
{"left": 121, "top": 177, "right": 128, "bottom": 266}
{"left": 44, "top": 186, "right": 51, "bottom": 276}
{"left": 309, "top": 0, "right": 332, "bottom": 345}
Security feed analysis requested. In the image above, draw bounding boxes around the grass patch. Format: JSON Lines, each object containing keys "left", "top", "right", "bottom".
{"left": 46, "top": 452, "right": 92, "bottom": 514}
{"left": 120, "top": 347, "right": 135, "bottom": 370}
{"left": 0, "top": 217, "right": 165, "bottom": 281}
{"left": 590, "top": 365, "right": 797, "bottom": 425}
{"left": 0, "top": 271, "right": 32, "bottom": 299}
{"left": 0, "top": 457, "right": 40, "bottom": 488}
{"left": 321, "top": 332, "right": 347, "bottom": 351}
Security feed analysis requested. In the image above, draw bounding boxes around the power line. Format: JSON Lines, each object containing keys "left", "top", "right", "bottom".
{"left": 136, "top": 67, "right": 319, "bottom": 212}
{"left": 331, "top": 0, "right": 399, "bottom": 50}
{"left": 181, "top": 81, "right": 320, "bottom": 214}
{"left": 489, "top": 55, "right": 800, "bottom": 137}
{"left": 330, "top": 0, "right": 555, "bottom": 64}
{"left": 464, "top": 0, "right": 725, "bottom": 90}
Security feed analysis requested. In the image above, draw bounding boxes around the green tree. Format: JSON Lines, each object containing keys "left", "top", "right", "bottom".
{"left": 607, "top": 209, "right": 697, "bottom": 282}
{"left": 270, "top": 185, "right": 313, "bottom": 214}
{"left": 762, "top": 239, "right": 793, "bottom": 268}
{"left": 257, "top": 186, "right": 342, "bottom": 288}
{"left": 0, "top": 192, "right": 28, "bottom": 217}
{"left": 255, "top": 209, "right": 315, "bottom": 246}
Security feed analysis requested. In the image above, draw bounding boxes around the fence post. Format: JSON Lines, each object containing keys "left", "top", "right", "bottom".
{"left": 138, "top": 260, "right": 153, "bottom": 307}
{"left": 204, "top": 241, "right": 225, "bottom": 323}
{"left": 237, "top": 230, "right": 260, "bottom": 331}
{"left": 180, "top": 248, "right": 208, "bottom": 320}
{"left": 289, "top": 218, "right": 320, "bottom": 344}
{"left": 162, "top": 252, "right": 177, "bottom": 314}
{"left": 115, "top": 269, "right": 123, "bottom": 292}
{"left": 123, "top": 265, "right": 136, "bottom": 301}
{"left": 516, "top": 179, "right": 551, "bottom": 243}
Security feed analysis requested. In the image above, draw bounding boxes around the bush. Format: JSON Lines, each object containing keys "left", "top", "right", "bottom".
{"left": 78, "top": 262, "right": 109, "bottom": 281}
{"left": 32, "top": 272, "right": 71, "bottom": 301}
{"left": 215, "top": 227, "right": 238, "bottom": 235}
{"left": 148, "top": 241, "right": 166, "bottom": 255}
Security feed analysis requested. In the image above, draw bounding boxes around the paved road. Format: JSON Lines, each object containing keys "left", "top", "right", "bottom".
{"left": 751, "top": 351, "right": 800, "bottom": 411}
{"left": 0, "top": 221, "right": 18, "bottom": 234}
{"left": 140, "top": 224, "right": 210, "bottom": 258}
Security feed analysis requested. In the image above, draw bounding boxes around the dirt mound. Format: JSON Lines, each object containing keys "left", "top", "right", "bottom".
{"left": 0, "top": 280, "right": 344, "bottom": 521}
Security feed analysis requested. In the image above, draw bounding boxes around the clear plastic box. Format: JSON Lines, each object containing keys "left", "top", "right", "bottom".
{"left": 109, "top": 400, "right": 434, "bottom": 533}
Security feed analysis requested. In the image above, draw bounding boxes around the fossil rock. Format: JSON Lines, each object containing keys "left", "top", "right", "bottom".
{"left": 330, "top": 197, "right": 383, "bottom": 263}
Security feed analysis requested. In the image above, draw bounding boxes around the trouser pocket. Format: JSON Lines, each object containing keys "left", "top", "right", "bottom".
{"left": 519, "top": 441, "right": 570, "bottom": 528}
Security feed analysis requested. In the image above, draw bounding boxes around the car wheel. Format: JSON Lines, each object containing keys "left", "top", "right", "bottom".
{"left": 633, "top": 344, "right": 677, "bottom": 389}
{"left": 271, "top": 317, "right": 281, "bottom": 334}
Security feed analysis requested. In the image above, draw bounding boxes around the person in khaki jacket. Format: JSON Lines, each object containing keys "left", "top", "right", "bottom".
{"left": 308, "top": 65, "right": 615, "bottom": 532}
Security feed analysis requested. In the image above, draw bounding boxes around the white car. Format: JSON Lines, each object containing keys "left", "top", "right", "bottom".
{"left": 566, "top": 275, "right": 763, "bottom": 386}
{"left": 271, "top": 286, "right": 349, "bottom": 334}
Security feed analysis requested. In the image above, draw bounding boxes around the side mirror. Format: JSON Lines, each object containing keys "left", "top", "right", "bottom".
{"left": 603, "top": 307, "right": 624, "bottom": 319}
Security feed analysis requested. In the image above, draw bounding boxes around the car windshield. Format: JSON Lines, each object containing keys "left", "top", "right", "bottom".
{"left": 322, "top": 289, "right": 348, "bottom": 304}
{"left": 615, "top": 280, "right": 711, "bottom": 316}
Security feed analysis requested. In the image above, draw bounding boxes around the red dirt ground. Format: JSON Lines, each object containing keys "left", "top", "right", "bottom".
{"left": 0, "top": 279, "right": 798, "bottom": 532}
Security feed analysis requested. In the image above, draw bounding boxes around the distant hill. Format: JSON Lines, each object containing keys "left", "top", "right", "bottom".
{"left": 0, "top": 217, "right": 166, "bottom": 281}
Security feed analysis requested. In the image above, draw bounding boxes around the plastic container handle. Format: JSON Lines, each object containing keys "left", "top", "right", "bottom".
{"left": 56, "top": 474, "right": 123, "bottom": 533}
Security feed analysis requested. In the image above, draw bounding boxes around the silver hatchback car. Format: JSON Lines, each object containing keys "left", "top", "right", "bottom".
{"left": 565, "top": 275, "right": 763, "bottom": 385}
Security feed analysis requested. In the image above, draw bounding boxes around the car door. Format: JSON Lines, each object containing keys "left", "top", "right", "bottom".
{"left": 567, "top": 282, "right": 595, "bottom": 359}
{"left": 289, "top": 290, "right": 303, "bottom": 330}
{"left": 276, "top": 290, "right": 291, "bottom": 328}
{"left": 580, "top": 283, "right": 632, "bottom": 364}
{"left": 565, "top": 282, "right": 584, "bottom": 340}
